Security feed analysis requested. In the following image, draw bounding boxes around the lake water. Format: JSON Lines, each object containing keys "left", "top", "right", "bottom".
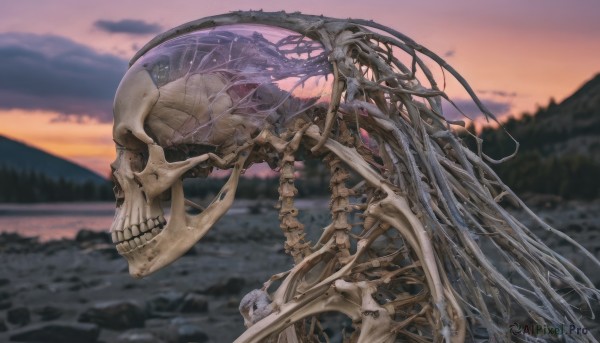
{"left": 0, "top": 202, "right": 116, "bottom": 241}
{"left": 0, "top": 199, "right": 328, "bottom": 241}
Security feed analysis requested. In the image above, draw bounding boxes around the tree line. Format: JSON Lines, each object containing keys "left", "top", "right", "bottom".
{"left": 0, "top": 166, "right": 113, "bottom": 203}
{"left": 460, "top": 100, "right": 600, "bottom": 200}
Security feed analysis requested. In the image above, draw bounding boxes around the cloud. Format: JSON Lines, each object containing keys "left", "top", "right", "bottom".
{"left": 442, "top": 98, "right": 512, "bottom": 121}
{"left": 443, "top": 49, "right": 455, "bottom": 58}
{"left": 477, "top": 89, "right": 518, "bottom": 98}
{"left": 0, "top": 32, "right": 127, "bottom": 121}
{"left": 94, "top": 19, "right": 162, "bottom": 35}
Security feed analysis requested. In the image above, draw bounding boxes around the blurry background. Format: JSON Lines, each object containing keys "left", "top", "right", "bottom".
{"left": 0, "top": 1, "right": 598, "bottom": 342}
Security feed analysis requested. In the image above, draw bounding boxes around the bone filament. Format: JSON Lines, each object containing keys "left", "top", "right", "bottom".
{"left": 110, "top": 11, "right": 600, "bottom": 343}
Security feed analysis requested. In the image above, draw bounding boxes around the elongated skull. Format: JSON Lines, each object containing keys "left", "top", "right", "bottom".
{"left": 110, "top": 24, "right": 331, "bottom": 278}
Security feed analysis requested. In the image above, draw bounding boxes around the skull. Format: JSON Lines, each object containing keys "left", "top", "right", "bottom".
{"left": 110, "top": 25, "right": 331, "bottom": 278}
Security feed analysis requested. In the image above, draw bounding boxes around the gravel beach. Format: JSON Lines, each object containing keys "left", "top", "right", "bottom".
{"left": 0, "top": 199, "right": 598, "bottom": 342}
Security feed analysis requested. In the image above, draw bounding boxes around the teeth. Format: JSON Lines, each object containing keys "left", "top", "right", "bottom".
{"left": 131, "top": 225, "right": 140, "bottom": 236}
{"left": 114, "top": 215, "right": 166, "bottom": 254}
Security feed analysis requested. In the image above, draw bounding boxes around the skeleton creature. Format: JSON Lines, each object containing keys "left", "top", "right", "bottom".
{"left": 110, "top": 11, "right": 600, "bottom": 343}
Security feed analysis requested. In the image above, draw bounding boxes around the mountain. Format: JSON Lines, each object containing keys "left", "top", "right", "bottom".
{"left": 470, "top": 73, "right": 600, "bottom": 199}
{"left": 0, "top": 135, "right": 107, "bottom": 184}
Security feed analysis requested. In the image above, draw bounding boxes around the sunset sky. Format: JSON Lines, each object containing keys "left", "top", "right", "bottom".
{"left": 1, "top": 0, "right": 599, "bottom": 177}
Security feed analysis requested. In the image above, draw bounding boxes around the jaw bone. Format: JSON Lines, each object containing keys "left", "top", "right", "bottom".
{"left": 121, "top": 147, "right": 250, "bottom": 278}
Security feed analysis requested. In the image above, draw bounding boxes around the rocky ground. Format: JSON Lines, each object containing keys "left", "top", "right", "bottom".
{"left": 0, "top": 199, "right": 598, "bottom": 342}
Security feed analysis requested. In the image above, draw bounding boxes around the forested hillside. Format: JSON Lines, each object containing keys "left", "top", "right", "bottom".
{"left": 464, "top": 74, "right": 600, "bottom": 199}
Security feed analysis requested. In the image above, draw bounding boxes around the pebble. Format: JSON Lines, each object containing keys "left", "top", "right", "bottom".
{"left": 7, "top": 307, "right": 30, "bottom": 327}
{"left": 78, "top": 300, "right": 145, "bottom": 330}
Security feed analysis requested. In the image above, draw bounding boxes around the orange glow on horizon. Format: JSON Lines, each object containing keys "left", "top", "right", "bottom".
{"left": 0, "top": 109, "right": 115, "bottom": 177}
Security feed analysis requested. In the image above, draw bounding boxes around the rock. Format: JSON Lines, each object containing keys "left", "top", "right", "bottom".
{"left": 0, "top": 317, "right": 6, "bottom": 332}
{"left": 523, "top": 193, "right": 562, "bottom": 209}
{"left": 146, "top": 291, "right": 185, "bottom": 314}
{"left": 9, "top": 322, "right": 100, "bottom": 343}
{"left": 0, "top": 232, "right": 39, "bottom": 253}
{"left": 93, "top": 245, "right": 121, "bottom": 259}
{"left": 7, "top": 306, "right": 31, "bottom": 327}
{"left": 75, "top": 229, "right": 111, "bottom": 244}
{"left": 40, "top": 240, "right": 73, "bottom": 255}
{"left": 198, "top": 277, "right": 246, "bottom": 296}
{"left": 116, "top": 327, "right": 180, "bottom": 343}
{"left": 34, "top": 305, "right": 63, "bottom": 321}
{"left": 176, "top": 324, "right": 209, "bottom": 343}
{"left": 0, "top": 290, "right": 11, "bottom": 310}
{"left": 180, "top": 294, "right": 208, "bottom": 313}
{"left": 79, "top": 300, "right": 145, "bottom": 330}
{"left": 116, "top": 330, "right": 165, "bottom": 343}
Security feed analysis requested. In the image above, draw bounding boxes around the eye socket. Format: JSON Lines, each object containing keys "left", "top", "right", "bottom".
{"left": 129, "top": 151, "right": 147, "bottom": 173}
{"left": 164, "top": 144, "right": 216, "bottom": 163}
{"left": 164, "top": 144, "right": 216, "bottom": 179}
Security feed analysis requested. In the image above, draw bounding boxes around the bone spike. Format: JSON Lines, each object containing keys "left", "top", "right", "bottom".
{"left": 117, "top": 231, "right": 124, "bottom": 243}
{"left": 131, "top": 225, "right": 140, "bottom": 237}
{"left": 124, "top": 228, "right": 132, "bottom": 240}
{"left": 140, "top": 222, "right": 149, "bottom": 233}
{"left": 134, "top": 237, "right": 142, "bottom": 246}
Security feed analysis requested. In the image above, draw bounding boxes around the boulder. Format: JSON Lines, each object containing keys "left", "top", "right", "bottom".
{"left": 176, "top": 324, "right": 209, "bottom": 343}
{"left": 7, "top": 307, "right": 30, "bottom": 327}
{"left": 74, "top": 229, "right": 111, "bottom": 245}
{"left": 116, "top": 330, "right": 166, "bottom": 343}
{"left": 9, "top": 322, "right": 100, "bottom": 343}
{"left": 34, "top": 305, "right": 63, "bottom": 321}
{"left": 198, "top": 277, "right": 246, "bottom": 296}
{"left": 180, "top": 294, "right": 208, "bottom": 313}
{"left": 146, "top": 291, "right": 185, "bottom": 314}
{"left": 0, "top": 290, "right": 11, "bottom": 310}
{"left": 79, "top": 300, "right": 145, "bottom": 330}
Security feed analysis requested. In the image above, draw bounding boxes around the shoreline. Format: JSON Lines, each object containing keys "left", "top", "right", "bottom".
{"left": 0, "top": 200, "right": 598, "bottom": 342}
